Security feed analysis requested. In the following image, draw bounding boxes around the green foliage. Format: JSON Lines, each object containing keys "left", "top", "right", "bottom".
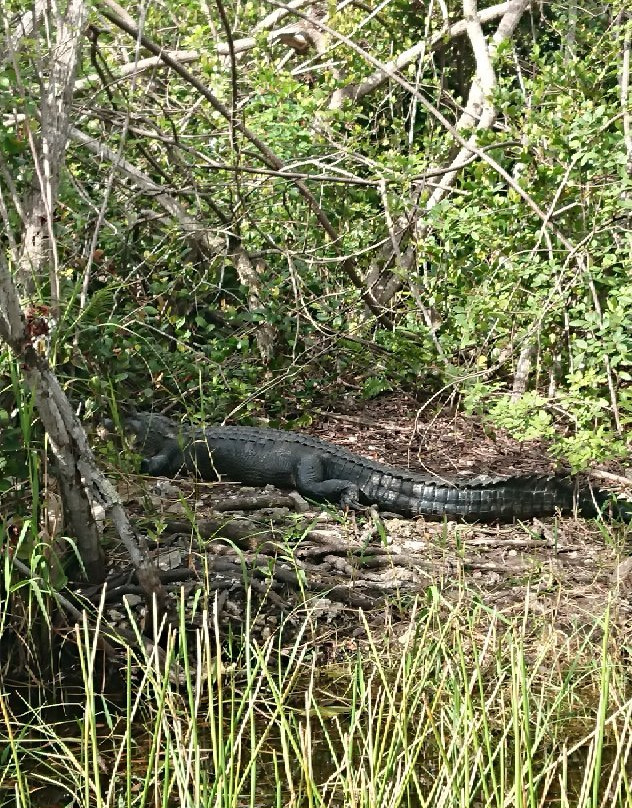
{"left": 0, "top": 407, "right": 23, "bottom": 492}
{"left": 463, "top": 386, "right": 629, "bottom": 471}
{"left": 0, "top": 0, "right": 630, "bottom": 469}
{"left": 552, "top": 427, "right": 627, "bottom": 473}
{"left": 472, "top": 391, "right": 556, "bottom": 444}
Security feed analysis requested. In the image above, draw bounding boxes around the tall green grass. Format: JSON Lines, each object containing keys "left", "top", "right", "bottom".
{"left": 0, "top": 584, "right": 631, "bottom": 807}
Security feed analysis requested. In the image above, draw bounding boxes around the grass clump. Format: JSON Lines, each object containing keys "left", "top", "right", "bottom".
{"left": 0, "top": 583, "right": 631, "bottom": 807}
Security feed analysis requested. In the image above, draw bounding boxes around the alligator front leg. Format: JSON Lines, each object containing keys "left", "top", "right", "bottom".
{"left": 295, "top": 455, "right": 363, "bottom": 509}
{"left": 140, "top": 439, "right": 186, "bottom": 477}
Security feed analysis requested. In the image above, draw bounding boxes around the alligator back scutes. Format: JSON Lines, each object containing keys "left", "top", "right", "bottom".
{"left": 203, "top": 426, "right": 568, "bottom": 490}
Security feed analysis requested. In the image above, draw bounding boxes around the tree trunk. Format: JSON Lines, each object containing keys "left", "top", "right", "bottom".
{"left": 0, "top": 0, "right": 165, "bottom": 614}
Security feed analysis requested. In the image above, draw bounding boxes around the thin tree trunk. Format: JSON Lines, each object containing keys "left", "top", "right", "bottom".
{"left": 14, "top": 0, "right": 88, "bottom": 310}
{"left": 0, "top": 0, "right": 165, "bottom": 615}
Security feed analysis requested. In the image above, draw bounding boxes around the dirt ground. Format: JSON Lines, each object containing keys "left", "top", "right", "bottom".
{"left": 82, "top": 394, "right": 632, "bottom": 659}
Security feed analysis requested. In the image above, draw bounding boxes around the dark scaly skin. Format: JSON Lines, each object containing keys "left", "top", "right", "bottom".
{"left": 117, "top": 413, "right": 631, "bottom": 523}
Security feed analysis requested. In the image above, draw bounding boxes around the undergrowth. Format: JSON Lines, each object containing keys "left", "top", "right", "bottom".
{"left": 1, "top": 583, "right": 632, "bottom": 807}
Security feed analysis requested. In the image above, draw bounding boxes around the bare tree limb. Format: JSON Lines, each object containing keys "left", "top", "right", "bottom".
{"left": 14, "top": 0, "right": 89, "bottom": 307}
{"left": 361, "top": 0, "right": 530, "bottom": 309}
{"left": 96, "top": 0, "right": 393, "bottom": 325}
{"left": 286, "top": 0, "right": 535, "bottom": 317}
{"left": 74, "top": 50, "right": 201, "bottom": 91}
{"left": 0, "top": 252, "right": 167, "bottom": 609}
{"left": 72, "top": 0, "right": 317, "bottom": 92}
{"left": 69, "top": 125, "right": 277, "bottom": 359}
{"left": 219, "top": 0, "right": 316, "bottom": 55}
{"left": 0, "top": 255, "right": 105, "bottom": 583}
{"left": 254, "top": 2, "right": 557, "bottom": 240}
{"left": 0, "top": 0, "right": 47, "bottom": 64}
{"left": 425, "top": 0, "right": 530, "bottom": 211}
{"left": 329, "top": 1, "right": 517, "bottom": 109}
{"left": 69, "top": 125, "right": 226, "bottom": 252}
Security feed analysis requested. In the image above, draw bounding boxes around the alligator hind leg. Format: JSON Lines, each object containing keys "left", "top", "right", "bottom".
{"left": 295, "top": 455, "right": 363, "bottom": 509}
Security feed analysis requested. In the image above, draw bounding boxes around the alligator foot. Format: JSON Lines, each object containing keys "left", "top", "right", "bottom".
{"left": 340, "top": 492, "right": 367, "bottom": 512}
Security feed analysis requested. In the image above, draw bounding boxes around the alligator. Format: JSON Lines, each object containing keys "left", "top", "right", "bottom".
{"left": 113, "top": 412, "right": 632, "bottom": 523}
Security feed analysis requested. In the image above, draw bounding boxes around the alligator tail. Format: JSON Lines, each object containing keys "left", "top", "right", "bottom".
{"left": 578, "top": 487, "right": 632, "bottom": 523}
{"left": 378, "top": 474, "right": 632, "bottom": 523}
